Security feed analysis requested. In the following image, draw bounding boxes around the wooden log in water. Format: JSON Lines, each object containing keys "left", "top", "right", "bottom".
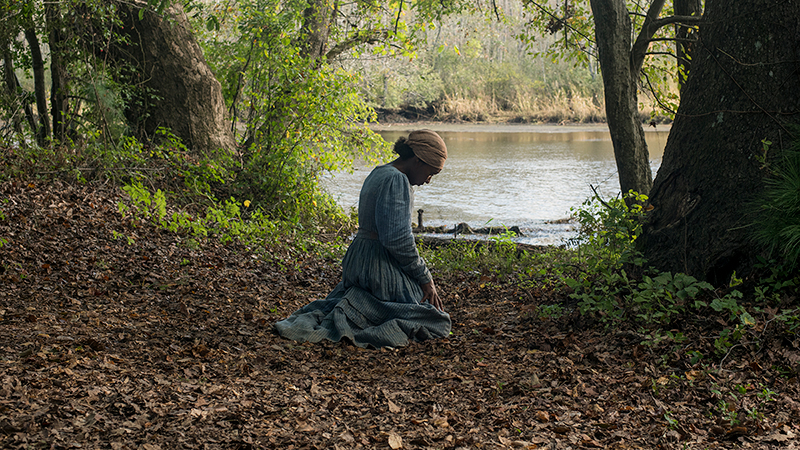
{"left": 414, "top": 234, "right": 553, "bottom": 254}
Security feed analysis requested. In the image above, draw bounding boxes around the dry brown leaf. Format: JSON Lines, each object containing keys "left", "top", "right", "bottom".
{"left": 296, "top": 422, "right": 315, "bottom": 432}
{"left": 388, "top": 400, "right": 402, "bottom": 413}
{"left": 339, "top": 431, "right": 355, "bottom": 443}
{"left": 552, "top": 425, "right": 570, "bottom": 434}
{"left": 388, "top": 432, "right": 403, "bottom": 449}
{"left": 433, "top": 416, "right": 449, "bottom": 428}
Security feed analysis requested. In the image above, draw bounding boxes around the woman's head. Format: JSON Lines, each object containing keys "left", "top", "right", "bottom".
{"left": 393, "top": 129, "right": 447, "bottom": 186}
{"left": 396, "top": 129, "right": 447, "bottom": 169}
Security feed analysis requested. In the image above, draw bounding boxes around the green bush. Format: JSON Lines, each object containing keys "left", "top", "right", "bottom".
{"left": 752, "top": 140, "right": 800, "bottom": 269}
{"left": 569, "top": 190, "right": 648, "bottom": 272}
{"left": 195, "top": 0, "right": 390, "bottom": 228}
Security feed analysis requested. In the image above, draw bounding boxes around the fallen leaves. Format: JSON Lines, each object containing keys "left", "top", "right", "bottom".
{"left": 1, "top": 180, "right": 799, "bottom": 449}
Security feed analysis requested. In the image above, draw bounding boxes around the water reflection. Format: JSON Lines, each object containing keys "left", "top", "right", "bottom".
{"left": 322, "top": 124, "right": 669, "bottom": 245}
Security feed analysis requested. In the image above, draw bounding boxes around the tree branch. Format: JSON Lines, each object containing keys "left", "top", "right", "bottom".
{"left": 631, "top": 13, "right": 704, "bottom": 76}
{"left": 324, "top": 29, "right": 390, "bottom": 61}
{"left": 630, "top": 0, "right": 666, "bottom": 77}
{"left": 393, "top": 1, "right": 403, "bottom": 34}
{"left": 649, "top": 36, "right": 699, "bottom": 44}
{"left": 641, "top": 69, "right": 677, "bottom": 116}
{"left": 644, "top": 51, "right": 677, "bottom": 58}
{"left": 589, "top": 184, "right": 613, "bottom": 210}
{"left": 651, "top": 14, "right": 704, "bottom": 30}
{"left": 491, "top": 0, "right": 501, "bottom": 21}
{"left": 522, "top": 1, "right": 595, "bottom": 46}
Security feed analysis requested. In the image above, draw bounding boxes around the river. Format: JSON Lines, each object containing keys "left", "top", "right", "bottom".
{"left": 321, "top": 123, "right": 669, "bottom": 246}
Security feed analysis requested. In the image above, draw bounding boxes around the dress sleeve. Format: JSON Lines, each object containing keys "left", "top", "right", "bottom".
{"left": 374, "top": 172, "right": 432, "bottom": 285}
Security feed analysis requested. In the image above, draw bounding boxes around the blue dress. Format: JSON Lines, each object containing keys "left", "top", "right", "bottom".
{"left": 275, "top": 164, "right": 452, "bottom": 348}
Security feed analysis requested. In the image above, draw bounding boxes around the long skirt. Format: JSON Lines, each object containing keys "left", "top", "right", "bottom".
{"left": 274, "top": 236, "right": 451, "bottom": 349}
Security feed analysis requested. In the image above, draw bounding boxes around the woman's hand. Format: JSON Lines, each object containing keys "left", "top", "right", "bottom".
{"left": 421, "top": 280, "right": 444, "bottom": 312}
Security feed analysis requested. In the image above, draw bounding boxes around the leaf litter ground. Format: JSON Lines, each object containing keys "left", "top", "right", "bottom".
{"left": 1, "top": 181, "right": 799, "bottom": 449}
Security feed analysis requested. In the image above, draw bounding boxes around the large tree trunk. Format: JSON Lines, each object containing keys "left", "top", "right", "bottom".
{"left": 641, "top": 0, "right": 800, "bottom": 284}
{"left": 113, "top": 1, "right": 235, "bottom": 153}
{"left": 589, "top": 0, "right": 653, "bottom": 197}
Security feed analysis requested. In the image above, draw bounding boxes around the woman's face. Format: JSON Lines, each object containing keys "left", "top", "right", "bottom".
{"left": 408, "top": 157, "right": 442, "bottom": 186}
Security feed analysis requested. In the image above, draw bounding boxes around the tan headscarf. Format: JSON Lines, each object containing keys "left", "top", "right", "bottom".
{"left": 406, "top": 129, "right": 447, "bottom": 170}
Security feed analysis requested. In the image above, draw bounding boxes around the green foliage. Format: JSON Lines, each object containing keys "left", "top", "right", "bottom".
{"left": 192, "top": 0, "right": 391, "bottom": 226}
{"left": 564, "top": 192, "right": 647, "bottom": 323}
{"left": 535, "top": 303, "right": 566, "bottom": 320}
{"left": 422, "top": 240, "right": 489, "bottom": 274}
{"left": 119, "top": 180, "right": 350, "bottom": 264}
{"left": 632, "top": 272, "right": 713, "bottom": 324}
{"left": 751, "top": 138, "right": 800, "bottom": 269}
{"left": 708, "top": 382, "right": 777, "bottom": 426}
{"left": 563, "top": 190, "right": 761, "bottom": 334}
{"left": 0, "top": 0, "right": 134, "bottom": 146}
{"left": 421, "top": 232, "right": 571, "bottom": 287}
{"left": 78, "top": 75, "right": 130, "bottom": 143}
{"left": 570, "top": 190, "right": 648, "bottom": 272}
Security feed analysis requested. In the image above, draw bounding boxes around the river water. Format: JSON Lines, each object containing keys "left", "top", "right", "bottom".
{"left": 322, "top": 124, "right": 669, "bottom": 246}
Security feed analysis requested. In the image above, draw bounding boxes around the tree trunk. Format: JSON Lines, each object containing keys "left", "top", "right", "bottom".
{"left": 23, "top": 27, "right": 51, "bottom": 145}
{"left": 113, "top": 1, "right": 235, "bottom": 153}
{"left": 46, "top": 2, "right": 69, "bottom": 142}
{"left": 674, "top": 0, "right": 702, "bottom": 93}
{"left": 641, "top": 0, "right": 800, "bottom": 284}
{"left": 2, "top": 46, "right": 25, "bottom": 135}
{"left": 589, "top": 0, "right": 653, "bottom": 197}
{"left": 298, "top": 0, "right": 335, "bottom": 60}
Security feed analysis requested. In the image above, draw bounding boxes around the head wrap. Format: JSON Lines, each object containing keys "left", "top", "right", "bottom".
{"left": 406, "top": 129, "right": 447, "bottom": 171}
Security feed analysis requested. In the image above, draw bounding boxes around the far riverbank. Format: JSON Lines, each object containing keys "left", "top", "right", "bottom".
{"left": 370, "top": 121, "right": 672, "bottom": 134}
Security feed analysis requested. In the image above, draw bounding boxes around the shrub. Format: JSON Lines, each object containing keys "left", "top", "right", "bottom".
{"left": 752, "top": 138, "right": 800, "bottom": 269}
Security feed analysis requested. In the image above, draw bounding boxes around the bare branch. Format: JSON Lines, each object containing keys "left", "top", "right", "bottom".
{"left": 641, "top": 70, "right": 677, "bottom": 116}
{"left": 649, "top": 36, "right": 699, "bottom": 44}
{"left": 717, "top": 48, "right": 800, "bottom": 67}
{"left": 324, "top": 29, "right": 390, "bottom": 61}
{"left": 393, "top": 1, "right": 403, "bottom": 35}
{"left": 651, "top": 14, "right": 704, "bottom": 30}
{"left": 645, "top": 51, "right": 677, "bottom": 58}
{"left": 522, "top": 1, "right": 595, "bottom": 46}
{"left": 589, "top": 184, "right": 613, "bottom": 210}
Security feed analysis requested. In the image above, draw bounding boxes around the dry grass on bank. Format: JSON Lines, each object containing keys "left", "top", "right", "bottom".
{"left": 428, "top": 92, "right": 668, "bottom": 125}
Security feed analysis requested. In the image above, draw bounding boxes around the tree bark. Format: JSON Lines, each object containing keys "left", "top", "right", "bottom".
{"left": 641, "top": 0, "right": 800, "bottom": 283}
{"left": 23, "top": 27, "right": 51, "bottom": 145}
{"left": 298, "top": 0, "right": 336, "bottom": 60}
{"left": 113, "top": 1, "right": 235, "bottom": 153}
{"left": 46, "top": 2, "right": 69, "bottom": 142}
{"left": 2, "top": 46, "right": 25, "bottom": 135}
{"left": 589, "top": 0, "right": 653, "bottom": 197}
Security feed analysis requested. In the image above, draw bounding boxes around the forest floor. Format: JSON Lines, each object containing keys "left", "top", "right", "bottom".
{"left": 2, "top": 180, "right": 800, "bottom": 450}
